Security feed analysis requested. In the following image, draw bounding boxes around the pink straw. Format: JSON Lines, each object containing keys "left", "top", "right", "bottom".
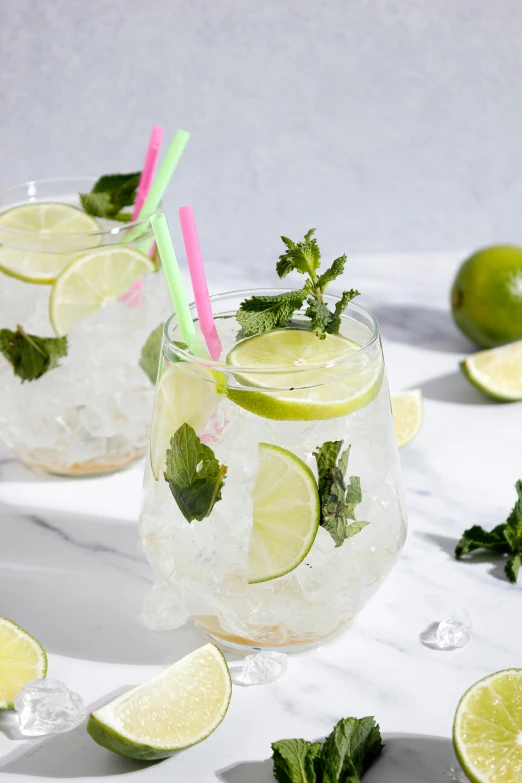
{"left": 178, "top": 206, "right": 222, "bottom": 361}
{"left": 132, "top": 125, "right": 164, "bottom": 221}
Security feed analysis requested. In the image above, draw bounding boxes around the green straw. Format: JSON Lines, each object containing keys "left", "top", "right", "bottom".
{"left": 125, "top": 129, "right": 191, "bottom": 244}
{"left": 150, "top": 212, "right": 207, "bottom": 358}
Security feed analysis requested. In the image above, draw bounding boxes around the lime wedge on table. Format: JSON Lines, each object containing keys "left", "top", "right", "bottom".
{"left": 391, "top": 389, "right": 423, "bottom": 447}
{"left": 454, "top": 669, "right": 522, "bottom": 782}
{"left": 87, "top": 644, "right": 231, "bottom": 760}
{"left": 461, "top": 341, "right": 522, "bottom": 401}
{"left": 0, "top": 203, "right": 101, "bottom": 283}
{"left": 248, "top": 443, "right": 320, "bottom": 583}
{"left": 150, "top": 364, "right": 220, "bottom": 480}
{"left": 0, "top": 617, "right": 47, "bottom": 709}
{"left": 227, "top": 329, "right": 382, "bottom": 421}
{"left": 49, "top": 246, "right": 155, "bottom": 335}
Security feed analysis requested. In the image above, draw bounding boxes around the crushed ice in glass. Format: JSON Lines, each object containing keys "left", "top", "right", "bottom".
{"left": 420, "top": 610, "right": 472, "bottom": 650}
{"left": 140, "top": 582, "right": 190, "bottom": 631}
{"left": 14, "top": 679, "right": 86, "bottom": 736}
{"left": 232, "top": 651, "right": 288, "bottom": 686}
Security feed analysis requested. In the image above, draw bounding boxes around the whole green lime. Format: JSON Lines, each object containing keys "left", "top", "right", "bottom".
{"left": 451, "top": 245, "right": 522, "bottom": 347}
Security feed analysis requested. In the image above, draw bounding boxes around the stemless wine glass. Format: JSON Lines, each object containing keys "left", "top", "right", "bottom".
{"left": 0, "top": 177, "right": 171, "bottom": 476}
{"left": 140, "top": 290, "right": 407, "bottom": 652}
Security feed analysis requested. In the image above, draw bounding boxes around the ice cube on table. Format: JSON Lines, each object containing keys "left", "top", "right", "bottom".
{"left": 232, "top": 651, "right": 288, "bottom": 686}
{"left": 140, "top": 582, "right": 190, "bottom": 631}
{"left": 420, "top": 610, "right": 472, "bottom": 650}
{"left": 14, "top": 679, "right": 86, "bottom": 737}
{"left": 444, "top": 766, "right": 468, "bottom": 782}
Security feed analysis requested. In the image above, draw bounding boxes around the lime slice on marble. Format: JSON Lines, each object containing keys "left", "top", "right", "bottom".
{"left": 87, "top": 644, "right": 231, "bottom": 760}
{"left": 49, "top": 246, "right": 155, "bottom": 335}
{"left": 150, "top": 364, "right": 220, "bottom": 480}
{"left": 226, "top": 329, "right": 382, "bottom": 421}
{"left": 248, "top": 443, "right": 320, "bottom": 583}
{"left": 391, "top": 389, "right": 423, "bottom": 447}
{"left": 461, "top": 341, "right": 522, "bottom": 401}
{"left": 0, "top": 203, "right": 101, "bottom": 283}
{"left": 454, "top": 669, "right": 522, "bottom": 782}
{"left": 0, "top": 617, "right": 48, "bottom": 709}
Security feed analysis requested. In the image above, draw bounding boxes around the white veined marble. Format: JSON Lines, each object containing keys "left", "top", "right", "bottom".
{"left": 0, "top": 251, "right": 520, "bottom": 782}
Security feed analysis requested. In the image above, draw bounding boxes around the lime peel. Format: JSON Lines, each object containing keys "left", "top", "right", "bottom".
{"left": 0, "top": 617, "right": 48, "bottom": 709}
{"left": 87, "top": 643, "right": 231, "bottom": 760}
{"left": 454, "top": 668, "right": 522, "bottom": 783}
{"left": 248, "top": 443, "right": 320, "bottom": 583}
{"left": 227, "top": 329, "right": 382, "bottom": 421}
{"left": 0, "top": 203, "right": 102, "bottom": 284}
{"left": 461, "top": 341, "right": 522, "bottom": 401}
{"left": 391, "top": 389, "right": 423, "bottom": 447}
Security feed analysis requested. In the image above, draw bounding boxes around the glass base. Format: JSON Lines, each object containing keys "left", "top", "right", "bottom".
{"left": 194, "top": 615, "right": 351, "bottom": 654}
{"left": 22, "top": 449, "right": 145, "bottom": 478}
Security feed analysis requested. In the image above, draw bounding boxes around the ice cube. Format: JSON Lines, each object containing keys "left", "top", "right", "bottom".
{"left": 420, "top": 610, "right": 472, "bottom": 650}
{"left": 232, "top": 651, "right": 288, "bottom": 686}
{"left": 140, "top": 582, "right": 190, "bottom": 631}
{"left": 443, "top": 766, "right": 468, "bottom": 782}
{"left": 14, "top": 679, "right": 86, "bottom": 736}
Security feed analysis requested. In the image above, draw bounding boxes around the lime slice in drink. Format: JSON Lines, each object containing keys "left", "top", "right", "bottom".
{"left": 461, "top": 341, "right": 522, "bottom": 401}
{"left": 87, "top": 643, "right": 231, "bottom": 760}
{"left": 248, "top": 443, "right": 320, "bottom": 583}
{"left": 150, "top": 364, "right": 220, "bottom": 480}
{"left": 391, "top": 389, "right": 423, "bottom": 447}
{"left": 0, "top": 617, "right": 48, "bottom": 709}
{"left": 454, "top": 669, "right": 522, "bottom": 782}
{"left": 226, "top": 329, "right": 382, "bottom": 421}
{"left": 0, "top": 203, "right": 101, "bottom": 284}
{"left": 49, "top": 246, "right": 155, "bottom": 335}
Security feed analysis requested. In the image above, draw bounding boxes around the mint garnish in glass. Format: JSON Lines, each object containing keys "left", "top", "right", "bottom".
{"left": 79, "top": 172, "right": 141, "bottom": 222}
{"left": 236, "top": 229, "right": 360, "bottom": 338}
{"left": 0, "top": 325, "right": 67, "bottom": 382}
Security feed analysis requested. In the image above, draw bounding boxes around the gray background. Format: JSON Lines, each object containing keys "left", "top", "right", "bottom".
{"left": 1, "top": 0, "right": 522, "bottom": 264}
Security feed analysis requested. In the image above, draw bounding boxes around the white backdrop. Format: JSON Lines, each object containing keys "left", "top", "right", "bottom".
{"left": 1, "top": 0, "right": 522, "bottom": 265}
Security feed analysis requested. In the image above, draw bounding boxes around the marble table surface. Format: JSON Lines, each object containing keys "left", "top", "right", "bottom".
{"left": 1, "top": 252, "right": 521, "bottom": 782}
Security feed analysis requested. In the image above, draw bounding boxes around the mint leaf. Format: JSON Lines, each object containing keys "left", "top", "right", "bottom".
{"left": 272, "top": 738, "right": 321, "bottom": 783}
{"left": 0, "top": 325, "right": 67, "bottom": 382}
{"left": 272, "top": 717, "right": 383, "bottom": 783}
{"left": 79, "top": 171, "right": 141, "bottom": 221}
{"left": 319, "top": 717, "right": 383, "bottom": 783}
{"left": 504, "top": 480, "right": 522, "bottom": 551}
{"left": 455, "top": 481, "right": 522, "bottom": 584}
{"left": 277, "top": 228, "right": 321, "bottom": 279}
{"left": 313, "top": 440, "right": 369, "bottom": 547}
{"left": 316, "top": 255, "right": 347, "bottom": 292}
{"left": 305, "top": 299, "right": 335, "bottom": 340}
{"left": 79, "top": 192, "right": 112, "bottom": 217}
{"left": 140, "top": 323, "right": 164, "bottom": 384}
{"left": 236, "top": 290, "right": 306, "bottom": 336}
{"left": 325, "top": 290, "right": 360, "bottom": 335}
{"left": 506, "top": 553, "right": 522, "bottom": 583}
{"left": 455, "top": 524, "right": 510, "bottom": 559}
{"left": 164, "top": 423, "right": 227, "bottom": 522}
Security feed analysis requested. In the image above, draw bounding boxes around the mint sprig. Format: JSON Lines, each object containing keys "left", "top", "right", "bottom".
{"left": 164, "top": 423, "right": 227, "bottom": 522}
{"left": 272, "top": 716, "right": 383, "bottom": 783}
{"left": 237, "top": 229, "right": 359, "bottom": 338}
{"left": 0, "top": 325, "right": 67, "bottom": 382}
{"left": 80, "top": 172, "right": 141, "bottom": 222}
{"left": 313, "top": 440, "right": 369, "bottom": 547}
{"left": 455, "top": 480, "right": 522, "bottom": 583}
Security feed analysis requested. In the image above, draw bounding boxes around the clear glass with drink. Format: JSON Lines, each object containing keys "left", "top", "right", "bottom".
{"left": 0, "top": 177, "right": 170, "bottom": 475}
{"left": 140, "top": 284, "right": 407, "bottom": 652}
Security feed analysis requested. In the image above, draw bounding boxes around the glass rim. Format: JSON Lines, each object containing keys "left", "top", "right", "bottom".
{"left": 0, "top": 176, "right": 159, "bottom": 238}
{"left": 164, "top": 289, "right": 381, "bottom": 375}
